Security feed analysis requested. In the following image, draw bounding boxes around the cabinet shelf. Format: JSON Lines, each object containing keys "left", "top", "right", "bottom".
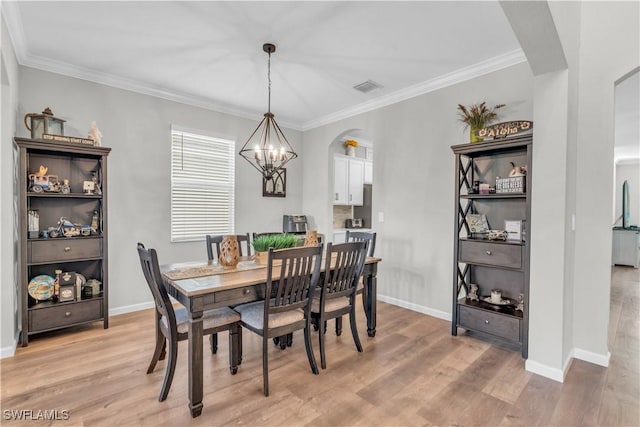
{"left": 27, "top": 192, "right": 103, "bottom": 199}
{"left": 459, "top": 237, "right": 524, "bottom": 246}
{"left": 16, "top": 137, "right": 110, "bottom": 346}
{"left": 452, "top": 135, "right": 532, "bottom": 359}
{"left": 29, "top": 296, "right": 104, "bottom": 310}
{"left": 457, "top": 298, "right": 523, "bottom": 318}
{"left": 461, "top": 193, "right": 526, "bottom": 199}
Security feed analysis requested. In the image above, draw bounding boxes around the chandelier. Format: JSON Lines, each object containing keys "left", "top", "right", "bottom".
{"left": 239, "top": 43, "right": 297, "bottom": 180}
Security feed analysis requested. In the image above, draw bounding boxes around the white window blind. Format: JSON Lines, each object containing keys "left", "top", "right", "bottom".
{"left": 171, "top": 127, "right": 235, "bottom": 242}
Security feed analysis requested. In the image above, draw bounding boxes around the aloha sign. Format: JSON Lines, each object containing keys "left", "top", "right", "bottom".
{"left": 476, "top": 121, "right": 533, "bottom": 139}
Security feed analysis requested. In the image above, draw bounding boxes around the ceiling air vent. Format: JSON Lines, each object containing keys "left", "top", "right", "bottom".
{"left": 353, "top": 80, "right": 383, "bottom": 94}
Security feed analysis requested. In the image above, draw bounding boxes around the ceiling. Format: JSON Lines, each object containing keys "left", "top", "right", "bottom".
{"left": 4, "top": 1, "right": 524, "bottom": 130}
{"left": 3, "top": 1, "right": 638, "bottom": 158}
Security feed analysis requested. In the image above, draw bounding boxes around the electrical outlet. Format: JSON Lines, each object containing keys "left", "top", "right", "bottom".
{"left": 378, "top": 212, "right": 384, "bottom": 223}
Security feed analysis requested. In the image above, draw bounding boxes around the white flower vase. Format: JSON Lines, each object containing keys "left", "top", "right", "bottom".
{"left": 346, "top": 146, "right": 356, "bottom": 157}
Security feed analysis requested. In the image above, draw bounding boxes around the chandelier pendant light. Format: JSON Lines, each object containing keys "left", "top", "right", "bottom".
{"left": 239, "top": 43, "right": 297, "bottom": 180}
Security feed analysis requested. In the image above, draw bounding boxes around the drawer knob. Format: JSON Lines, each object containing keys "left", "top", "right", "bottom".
{"left": 65, "top": 312, "right": 71, "bottom": 317}
{"left": 64, "top": 247, "right": 71, "bottom": 252}
{"left": 485, "top": 250, "right": 492, "bottom": 255}
{"left": 484, "top": 319, "right": 490, "bottom": 324}
{"left": 244, "top": 289, "right": 250, "bottom": 295}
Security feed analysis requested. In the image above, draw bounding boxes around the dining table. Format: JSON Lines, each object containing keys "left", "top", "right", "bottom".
{"left": 160, "top": 253, "right": 381, "bottom": 417}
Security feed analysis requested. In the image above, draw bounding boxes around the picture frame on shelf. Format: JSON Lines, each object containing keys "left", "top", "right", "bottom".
{"left": 467, "top": 214, "right": 489, "bottom": 233}
{"left": 504, "top": 220, "right": 523, "bottom": 241}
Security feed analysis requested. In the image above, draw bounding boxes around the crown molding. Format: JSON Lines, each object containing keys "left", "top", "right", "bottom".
{"left": 301, "top": 49, "right": 527, "bottom": 131}
{"left": 2, "top": 1, "right": 27, "bottom": 64}
{"left": 4, "top": 3, "right": 525, "bottom": 135}
{"left": 20, "top": 53, "right": 304, "bottom": 131}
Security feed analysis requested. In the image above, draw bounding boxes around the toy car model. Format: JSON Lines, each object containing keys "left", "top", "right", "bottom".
{"left": 29, "top": 174, "right": 62, "bottom": 193}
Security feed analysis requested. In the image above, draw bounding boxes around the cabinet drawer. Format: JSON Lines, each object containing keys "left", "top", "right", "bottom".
{"left": 29, "top": 238, "right": 102, "bottom": 263}
{"left": 29, "top": 299, "right": 103, "bottom": 332}
{"left": 458, "top": 305, "right": 520, "bottom": 342}
{"left": 459, "top": 240, "right": 522, "bottom": 269}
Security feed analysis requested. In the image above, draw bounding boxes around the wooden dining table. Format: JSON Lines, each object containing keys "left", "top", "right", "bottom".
{"left": 160, "top": 254, "right": 381, "bottom": 418}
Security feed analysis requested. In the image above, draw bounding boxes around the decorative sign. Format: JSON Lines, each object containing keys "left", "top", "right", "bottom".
{"left": 43, "top": 133, "right": 95, "bottom": 146}
{"left": 476, "top": 121, "right": 533, "bottom": 139}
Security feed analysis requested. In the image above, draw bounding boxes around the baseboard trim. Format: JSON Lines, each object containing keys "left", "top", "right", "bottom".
{"left": 0, "top": 332, "right": 19, "bottom": 359}
{"left": 573, "top": 347, "right": 610, "bottom": 367}
{"left": 109, "top": 301, "right": 154, "bottom": 317}
{"left": 525, "top": 359, "right": 565, "bottom": 382}
{"left": 377, "top": 294, "right": 451, "bottom": 321}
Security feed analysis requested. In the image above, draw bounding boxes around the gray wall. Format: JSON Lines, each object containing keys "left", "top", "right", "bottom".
{"left": 1, "top": 15, "right": 20, "bottom": 355}
{"left": 14, "top": 67, "right": 303, "bottom": 323}
{"left": 567, "top": 1, "right": 638, "bottom": 366}
{"left": 302, "top": 62, "right": 534, "bottom": 319}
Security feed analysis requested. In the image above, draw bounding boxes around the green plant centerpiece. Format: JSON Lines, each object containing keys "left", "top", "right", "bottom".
{"left": 457, "top": 102, "right": 505, "bottom": 143}
{"left": 252, "top": 233, "right": 300, "bottom": 264}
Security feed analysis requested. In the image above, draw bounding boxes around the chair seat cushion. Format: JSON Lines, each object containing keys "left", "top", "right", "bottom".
{"left": 235, "top": 301, "right": 304, "bottom": 331}
{"left": 310, "top": 296, "right": 350, "bottom": 313}
{"left": 162, "top": 306, "right": 240, "bottom": 335}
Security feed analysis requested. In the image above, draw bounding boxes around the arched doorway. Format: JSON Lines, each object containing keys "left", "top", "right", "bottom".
{"left": 327, "top": 129, "right": 374, "bottom": 242}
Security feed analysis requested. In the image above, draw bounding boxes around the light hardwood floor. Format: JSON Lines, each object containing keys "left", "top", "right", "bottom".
{"left": 1, "top": 266, "right": 638, "bottom": 426}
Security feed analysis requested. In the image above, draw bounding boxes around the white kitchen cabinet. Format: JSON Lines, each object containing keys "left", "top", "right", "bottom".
{"left": 364, "top": 161, "right": 373, "bottom": 184}
{"left": 612, "top": 228, "right": 640, "bottom": 268}
{"left": 333, "top": 155, "right": 364, "bottom": 206}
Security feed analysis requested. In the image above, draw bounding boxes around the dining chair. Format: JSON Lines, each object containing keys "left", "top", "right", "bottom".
{"left": 311, "top": 241, "right": 368, "bottom": 369}
{"left": 335, "top": 230, "right": 376, "bottom": 335}
{"left": 234, "top": 244, "right": 323, "bottom": 396}
{"left": 137, "top": 243, "right": 242, "bottom": 402}
{"left": 345, "top": 230, "right": 377, "bottom": 257}
{"left": 206, "top": 233, "right": 252, "bottom": 260}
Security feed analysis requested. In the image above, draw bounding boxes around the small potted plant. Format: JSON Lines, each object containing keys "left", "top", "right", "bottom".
{"left": 344, "top": 139, "right": 358, "bottom": 156}
{"left": 457, "top": 102, "right": 505, "bottom": 143}
{"left": 252, "top": 233, "right": 300, "bottom": 264}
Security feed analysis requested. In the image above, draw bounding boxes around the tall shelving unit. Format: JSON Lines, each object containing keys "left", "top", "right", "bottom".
{"left": 15, "top": 137, "right": 111, "bottom": 346}
{"left": 451, "top": 135, "right": 532, "bottom": 358}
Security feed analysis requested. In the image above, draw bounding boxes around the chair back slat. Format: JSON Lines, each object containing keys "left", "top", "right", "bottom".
{"left": 137, "top": 243, "right": 177, "bottom": 332}
{"left": 266, "top": 245, "right": 322, "bottom": 315}
{"left": 345, "top": 231, "right": 376, "bottom": 257}
{"left": 206, "top": 233, "right": 252, "bottom": 260}
{"left": 322, "top": 241, "right": 368, "bottom": 303}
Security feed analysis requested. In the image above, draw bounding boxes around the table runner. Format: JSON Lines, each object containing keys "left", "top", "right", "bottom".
{"left": 163, "top": 260, "right": 265, "bottom": 280}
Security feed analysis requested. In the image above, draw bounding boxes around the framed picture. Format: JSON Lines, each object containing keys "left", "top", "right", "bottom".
{"left": 467, "top": 214, "right": 489, "bottom": 233}
{"left": 504, "top": 220, "right": 523, "bottom": 241}
{"left": 263, "top": 168, "right": 286, "bottom": 197}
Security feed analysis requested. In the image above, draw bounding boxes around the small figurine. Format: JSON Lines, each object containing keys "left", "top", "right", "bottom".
{"left": 91, "top": 211, "right": 99, "bottom": 233}
{"left": 36, "top": 165, "right": 48, "bottom": 177}
{"left": 468, "top": 284, "right": 479, "bottom": 301}
{"left": 509, "top": 162, "right": 527, "bottom": 177}
{"left": 88, "top": 121, "right": 102, "bottom": 146}
{"left": 60, "top": 179, "right": 71, "bottom": 194}
{"left": 91, "top": 171, "right": 102, "bottom": 196}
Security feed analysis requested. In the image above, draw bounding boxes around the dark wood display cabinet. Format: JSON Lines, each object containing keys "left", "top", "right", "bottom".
{"left": 15, "top": 137, "right": 111, "bottom": 346}
{"left": 451, "top": 135, "right": 532, "bottom": 358}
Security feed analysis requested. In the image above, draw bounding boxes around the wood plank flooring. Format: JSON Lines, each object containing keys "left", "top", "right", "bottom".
{"left": 1, "top": 266, "right": 638, "bottom": 426}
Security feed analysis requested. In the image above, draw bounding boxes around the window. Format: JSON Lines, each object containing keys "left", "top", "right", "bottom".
{"left": 171, "top": 127, "right": 235, "bottom": 242}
